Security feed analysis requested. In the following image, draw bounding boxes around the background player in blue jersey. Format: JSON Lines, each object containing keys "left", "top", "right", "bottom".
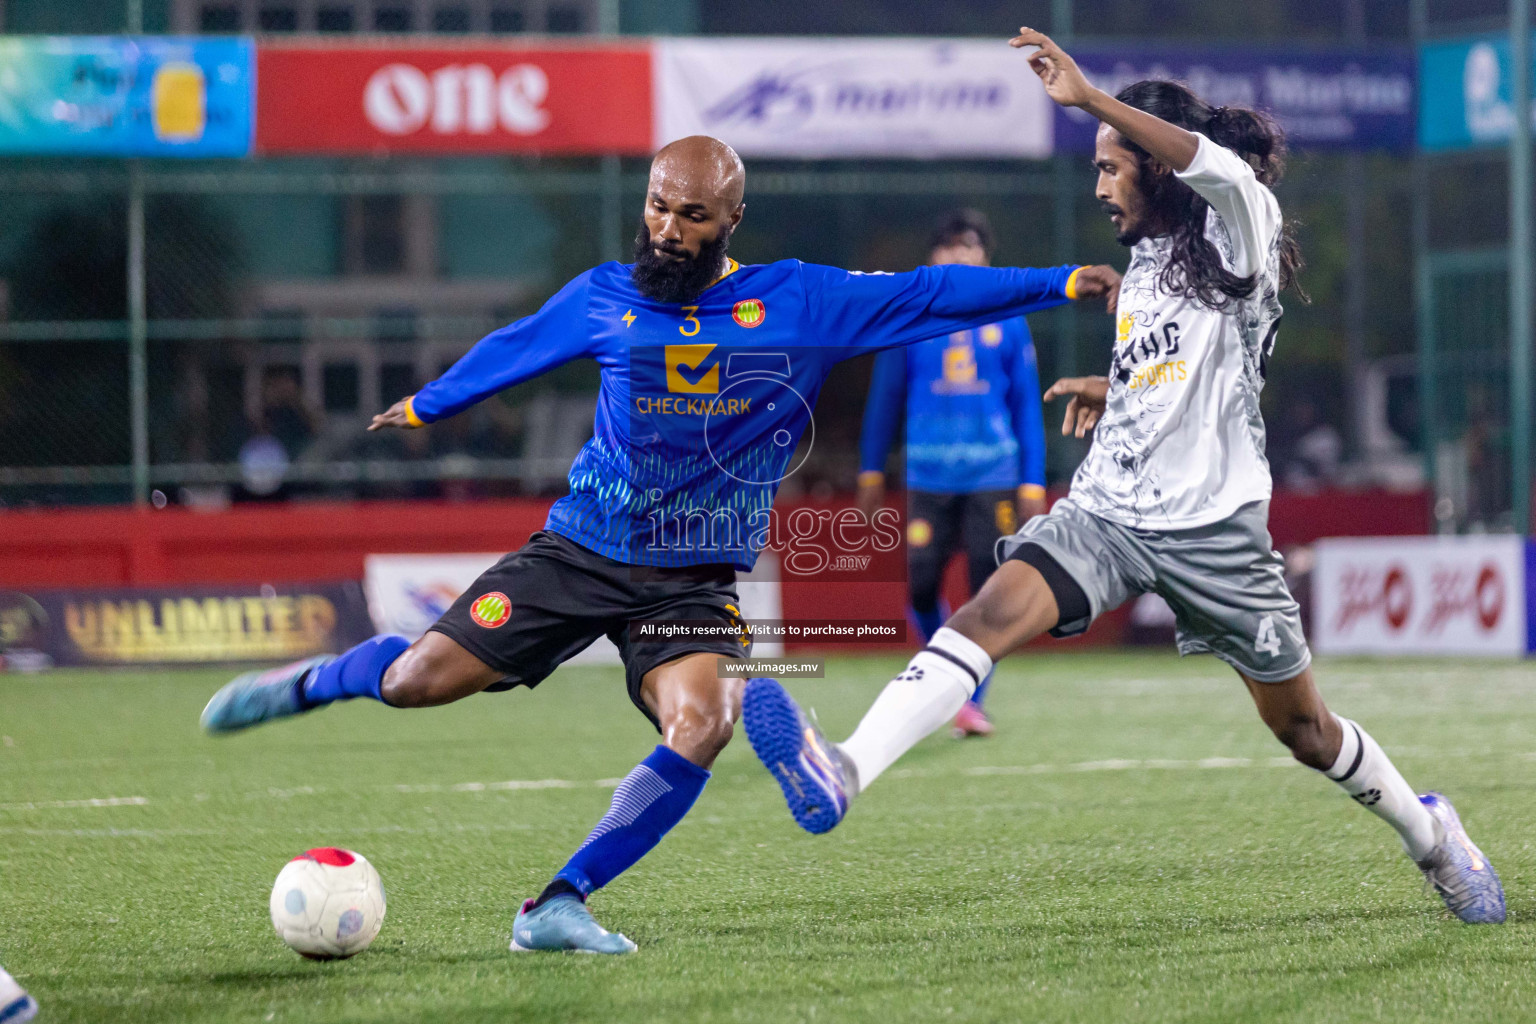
{"left": 198, "top": 135, "right": 1118, "bottom": 954}
{"left": 857, "top": 209, "right": 1055, "bottom": 739}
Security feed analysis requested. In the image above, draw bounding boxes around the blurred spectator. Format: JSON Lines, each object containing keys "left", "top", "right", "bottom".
{"left": 1272, "top": 399, "right": 1342, "bottom": 490}
{"left": 259, "top": 367, "right": 319, "bottom": 460}
{"left": 1462, "top": 390, "right": 1501, "bottom": 530}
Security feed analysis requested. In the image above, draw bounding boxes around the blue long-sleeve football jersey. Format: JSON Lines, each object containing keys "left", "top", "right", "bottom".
{"left": 858, "top": 319, "right": 1047, "bottom": 494}
{"left": 409, "top": 258, "right": 1078, "bottom": 570}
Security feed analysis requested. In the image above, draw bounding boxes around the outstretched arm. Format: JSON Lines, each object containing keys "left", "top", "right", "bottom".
{"left": 800, "top": 261, "right": 1119, "bottom": 356}
{"left": 1011, "top": 28, "right": 1278, "bottom": 279}
{"left": 370, "top": 273, "right": 593, "bottom": 431}
{"left": 1010, "top": 27, "right": 1199, "bottom": 173}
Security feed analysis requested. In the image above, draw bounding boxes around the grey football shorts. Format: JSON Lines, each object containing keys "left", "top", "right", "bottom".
{"left": 997, "top": 498, "right": 1311, "bottom": 683}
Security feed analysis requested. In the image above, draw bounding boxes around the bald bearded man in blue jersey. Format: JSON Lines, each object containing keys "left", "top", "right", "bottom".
{"left": 199, "top": 135, "right": 1119, "bottom": 954}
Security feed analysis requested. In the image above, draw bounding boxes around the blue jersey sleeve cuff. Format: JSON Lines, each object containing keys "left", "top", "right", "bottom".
{"left": 1063, "top": 266, "right": 1086, "bottom": 301}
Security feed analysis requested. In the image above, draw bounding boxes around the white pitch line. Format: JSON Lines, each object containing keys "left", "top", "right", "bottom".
{"left": 0, "top": 821, "right": 544, "bottom": 840}
{"left": 0, "top": 796, "right": 148, "bottom": 812}
{"left": 964, "top": 756, "right": 1296, "bottom": 777}
{"left": 394, "top": 777, "right": 619, "bottom": 794}
{"left": 0, "top": 757, "right": 1313, "bottom": 816}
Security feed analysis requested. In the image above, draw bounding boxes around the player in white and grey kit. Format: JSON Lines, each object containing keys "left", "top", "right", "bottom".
{"left": 743, "top": 28, "right": 1506, "bottom": 924}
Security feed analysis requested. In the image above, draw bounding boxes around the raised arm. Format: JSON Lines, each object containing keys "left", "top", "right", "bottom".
{"left": 799, "top": 261, "right": 1118, "bottom": 356}
{"left": 370, "top": 273, "right": 593, "bottom": 430}
{"left": 1010, "top": 27, "right": 1278, "bottom": 278}
{"left": 1010, "top": 27, "right": 1199, "bottom": 173}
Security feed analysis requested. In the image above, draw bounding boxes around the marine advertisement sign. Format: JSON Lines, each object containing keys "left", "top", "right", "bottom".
{"left": 1056, "top": 46, "right": 1415, "bottom": 153}
{"left": 653, "top": 37, "right": 1053, "bottom": 158}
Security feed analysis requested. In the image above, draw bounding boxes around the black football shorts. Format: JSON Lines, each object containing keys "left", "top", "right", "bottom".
{"left": 429, "top": 530, "right": 751, "bottom": 730}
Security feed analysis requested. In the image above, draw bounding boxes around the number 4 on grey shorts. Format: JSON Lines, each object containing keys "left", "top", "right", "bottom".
{"left": 997, "top": 499, "right": 1311, "bottom": 683}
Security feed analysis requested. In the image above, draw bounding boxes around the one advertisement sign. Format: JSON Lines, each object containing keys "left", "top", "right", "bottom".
{"left": 364, "top": 552, "right": 784, "bottom": 661}
{"left": 255, "top": 43, "right": 653, "bottom": 155}
{"left": 1312, "top": 536, "right": 1526, "bottom": 657}
{"left": 1056, "top": 46, "right": 1415, "bottom": 153}
{"left": 653, "top": 38, "right": 1053, "bottom": 158}
{"left": 0, "top": 582, "right": 372, "bottom": 669}
{"left": 0, "top": 36, "right": 253, "bottom": 157}
{"left": 1420, "top": 34, "right": 1536, "bottom": 152}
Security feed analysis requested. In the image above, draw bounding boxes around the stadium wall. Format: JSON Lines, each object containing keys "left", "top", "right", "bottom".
{"left": 0, "top": 490, "right": 1429, "bottom": 651}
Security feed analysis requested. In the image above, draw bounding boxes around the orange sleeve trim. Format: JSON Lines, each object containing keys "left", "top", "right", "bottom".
{"left": 857, "top": 471, "right": 886, "bottom": 487}
{"left": 1064, "top": 266, "right": 1084, "bottom": 301}
{"left": 404, "top": 395, "right": 425, "bottom": 428}
{"left": 1019, "top": 483, "right": 1047, "bottom": 500}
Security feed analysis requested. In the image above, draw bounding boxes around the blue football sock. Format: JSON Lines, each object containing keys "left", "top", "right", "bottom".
{"left": 301, "top": 634, "right": 409, "bottom": 707}
{"left": 971, "top": 669, "right": 993, "bottom": 708}
{"left": 909, "top": 600, "right": 950, "bottom": 644}
{"left": 553, "top": 744, "right": 709, "bottom": 896}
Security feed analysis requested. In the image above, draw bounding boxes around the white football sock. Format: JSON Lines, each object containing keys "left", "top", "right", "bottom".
{"left": 839, "top": 627, "right": 991, "bottom": 794}
{"left": 1321, "top": 713, "right": 1439, "bottom": 861}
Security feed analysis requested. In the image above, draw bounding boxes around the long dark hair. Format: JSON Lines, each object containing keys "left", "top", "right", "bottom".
{"left": 1115, "top": 80, "right": 1307, "bottom": 308}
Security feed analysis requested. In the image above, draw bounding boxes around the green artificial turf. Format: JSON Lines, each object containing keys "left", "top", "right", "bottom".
{"left": 2, "top": 653, "right": 1534, "bottom": 1023}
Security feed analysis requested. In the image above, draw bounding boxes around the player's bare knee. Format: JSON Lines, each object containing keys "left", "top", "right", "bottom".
{"left": 663, "top": 704, "right": 734, "bottom": 766}
{"left": 1271, "top": 713, "right": 1332, "bottom": 770}
{"left": 379, "top": 646, "right": 448, "bottom": 707}
{"left": 949, "top": 584, "right": 1044, "bottom": 656}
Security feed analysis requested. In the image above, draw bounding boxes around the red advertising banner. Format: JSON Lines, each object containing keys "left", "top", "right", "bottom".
{"left": 256, "top": 42, "right": 653, "bottom": 155}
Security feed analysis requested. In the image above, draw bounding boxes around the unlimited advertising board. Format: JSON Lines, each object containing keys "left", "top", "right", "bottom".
{"left": 0, "top": 583, "right": 372, "bottom": 669}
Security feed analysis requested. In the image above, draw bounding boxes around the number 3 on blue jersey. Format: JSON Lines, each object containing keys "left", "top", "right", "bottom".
{"left": 679, "top": 306, "right": 701, "bottom": 336}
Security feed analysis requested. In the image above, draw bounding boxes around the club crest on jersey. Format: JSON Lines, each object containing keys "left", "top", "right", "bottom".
{"left": 732, "top": 299, "right": 766, "bottom": 329}
{"left": 470, "top": 592, "right": 511, "bottom": 628}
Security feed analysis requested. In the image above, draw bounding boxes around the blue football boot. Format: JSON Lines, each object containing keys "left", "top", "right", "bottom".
{"left": 741, "top": 677, "right": 852, "bottom": 835}
{"left": 0, "top": 966, "right": 37, "bottom": 1024}
{"left": 1417, "top": 792, "right": 1506, "bottom": 924}
{"left": 200, "top": 655, "right": 333, "bottom": 734}
{"left": 510, "top": 895, "right": 636, "bottom": 954}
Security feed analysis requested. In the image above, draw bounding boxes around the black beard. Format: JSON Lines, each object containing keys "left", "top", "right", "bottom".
{"left": 1102, "top": 200, "right": 1142, "bottom": 246}
{"left": 630, "top": 223, "right": 732, "bottom": 304}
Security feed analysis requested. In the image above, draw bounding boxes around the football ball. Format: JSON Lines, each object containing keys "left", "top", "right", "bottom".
{"left": 269, "top": 847, "right": 386, "bottom": 959}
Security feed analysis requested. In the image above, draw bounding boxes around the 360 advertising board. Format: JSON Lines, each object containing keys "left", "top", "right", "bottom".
{"left": 1312, "top": 536, "right": 1527, "bottom": 657}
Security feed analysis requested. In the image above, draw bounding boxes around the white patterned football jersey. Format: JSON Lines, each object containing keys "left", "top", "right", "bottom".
{"left": 1068, "top": 132, "right": 1284, "bottom": 530}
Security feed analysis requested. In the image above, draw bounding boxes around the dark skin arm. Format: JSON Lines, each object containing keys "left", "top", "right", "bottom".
{"left": 1071, "top": 264, "right": 1122, "bottom": 316}
{"left": 1011, "top": 28, "right": 1200, "bottom": 174}
{"left": 372, "top": 265, "right": 1121, "bottom": 438}
{"left": 369, "top": 399, "right": 416, "bottom": 431}
{"left": 1044, "top": 376, "right": 1110, "bottom": 438}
